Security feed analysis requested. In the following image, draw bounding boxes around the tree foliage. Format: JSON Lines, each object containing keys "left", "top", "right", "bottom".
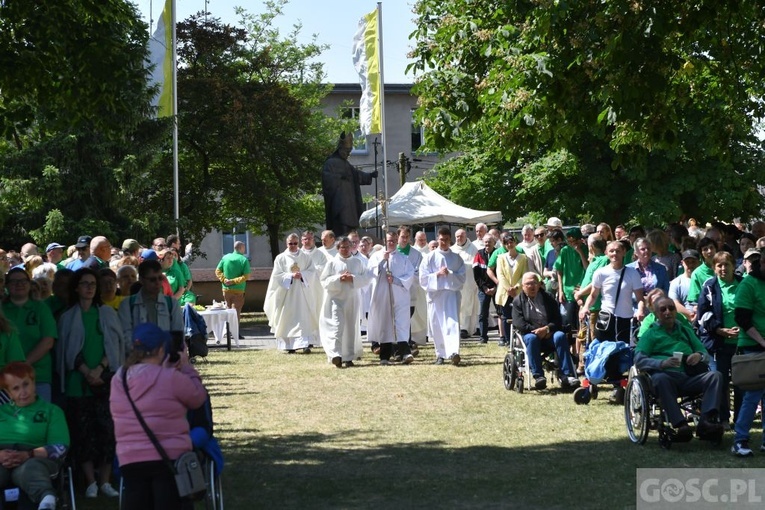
{"left": 410, "top": 0, "right": 765, "bottom": 225}
{"left": 0, "top": 1, "right": 175, "bottom": 249}
{"left": 177, "top": 1, "right": 341, "bottom": 260}
{"left": 0, "top": 0, "right": 152, "bottom": 144}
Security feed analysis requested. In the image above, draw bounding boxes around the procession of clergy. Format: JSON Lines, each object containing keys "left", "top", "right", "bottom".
{"left": 263, "top": 225, "right": 476, "bottom": 368}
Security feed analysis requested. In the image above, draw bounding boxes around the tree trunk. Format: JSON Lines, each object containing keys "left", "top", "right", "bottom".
{"left": 267, "top": 223, "right": 281, "bottom": 263}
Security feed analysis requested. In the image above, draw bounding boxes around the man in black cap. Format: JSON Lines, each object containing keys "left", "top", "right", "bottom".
{"left": 66, "top": 235, "right": 92, "bottom": 271}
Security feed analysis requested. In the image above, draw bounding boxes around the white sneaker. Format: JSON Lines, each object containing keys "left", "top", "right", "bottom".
{"left": 85, "top": 481, "right": 98, "bottom": 498}
{"left": 38, "top": 494, "right": 56, "bottom": 509}
{"left": 100, "top": 482, "right": 119, "bottom": 498}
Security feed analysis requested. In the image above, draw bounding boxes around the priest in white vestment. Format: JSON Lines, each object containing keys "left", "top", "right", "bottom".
{"left": 263, "top": 233, "right": 322, "bottom": 353}
{"left": 419, "top": 227, "right": 466, "bottom": 365}
{"left": 368, "top": 231, "right": 415, "bottom": 365}
{"left": 451, "top": 229, "right": 479, "bottom": 338}
{"left": 319, "top": 237, "right": 371, "bottom": 367}
{"left": 399, "top": 227, "right": 427, "bottom": 350}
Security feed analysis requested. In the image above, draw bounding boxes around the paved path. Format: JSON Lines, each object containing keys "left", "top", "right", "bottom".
{"left": 211, "top": 324, "right": 499, "bottom": 351}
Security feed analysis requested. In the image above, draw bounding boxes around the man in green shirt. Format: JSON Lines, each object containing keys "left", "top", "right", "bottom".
{"left": 687, "top": 237, "right": 718, "bottom": 304}
{"left": 2, "top": 268, "right": 57, "bottom": 402}
{"left": 634, "top": 296, "right": 723, "bottom": 442}
{"left": 215, "top": 241, "right": 251, "bottom": 337}
{"left": 554, "top": 227, "right": 588, "bottom": 332}
{"left": 44, "top": 243, "right": 66, "bottom": 271}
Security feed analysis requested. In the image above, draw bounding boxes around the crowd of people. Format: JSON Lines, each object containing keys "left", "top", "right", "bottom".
{"left": 263, "top": 217, "right": 765, "bottom": 456}
{"left": 0, "top": 234, "right": 220, "bottom": 509}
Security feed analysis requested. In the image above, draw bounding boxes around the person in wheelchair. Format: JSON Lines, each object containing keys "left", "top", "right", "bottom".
{"left": 512, "top": 272, "right": 580, "bottom": 390}
{"left": 634, "top": 296, "right": 724, "bottom": 442}
{"left": 0, "top": 362, "right": 69, "bottom": 510}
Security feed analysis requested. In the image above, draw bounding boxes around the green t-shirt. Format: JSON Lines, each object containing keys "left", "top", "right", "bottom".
{"left": 488, "top": 246, "right": 507, "bottom": 270}
{"left": 687, "top": 263, "right": 715, "bottom": 303}
{"left": 2, "top": 300, "right": 58, "bottom": 383}
{"left": 0, "top": 330, "right": 25, "bottom": 367}
{"left": 623, "top": 248, "right": 634, "bottom": 266}
{"left": 734, "top": 275, "right": 765, "bottom": 349}
{"left": 553, "top": 245, "right": 586, "bottom": 301}
{"left": 216, "top": 252, "right": 251, "bottom": 292}
{"left": 0, "top": 397, "right": 70, "bottom": 448}
{"left": 542, "top": 239, "right": 554, "bottom": 260}
{"left": 164, "top": 261, "right": 187, "bottom": 293}
{"left": 638, "top": 312, "right": 692, "bottom": 338}
{"left": 64, "top": 307, "right": 105, "bottom": 398}
{"left": 45, "top": 295, "right": 67, "bottom": 321}
{"left": 719, "top": 278, "right": 739, "bottom": 343}
{"left": 580, "top": 254, "right": 609, "bottom": 310}
{"left": 636, "top": 321, "right": 707, "bottom": 373}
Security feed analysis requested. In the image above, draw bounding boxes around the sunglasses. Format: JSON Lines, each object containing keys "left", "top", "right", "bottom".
{"left": 142, "top": 276, "right": 162, "bottom": 283}
{"left": 658, "top": 305, "right": 676, "bottom": 312}
{"left": 288, "top": 242, "right": 298, "bottom": 246}
{"left": 534, "top": 233, "right": 545, "bottom": 238}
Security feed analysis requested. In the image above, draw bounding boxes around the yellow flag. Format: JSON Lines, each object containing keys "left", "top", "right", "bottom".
{"left": 148, "top": 0, "right": 174, "bottom": 118}
{"left": 352, "top": 9, "right": 382, "bottom": 135}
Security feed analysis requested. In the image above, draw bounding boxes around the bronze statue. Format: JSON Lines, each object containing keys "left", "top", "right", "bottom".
{"left": 321, "top": 132, "right": 377, "bottom": 236}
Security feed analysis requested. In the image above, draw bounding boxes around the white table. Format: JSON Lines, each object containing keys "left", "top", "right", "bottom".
{"left": 199, "top": 308, "right": 239, "bottom": 348}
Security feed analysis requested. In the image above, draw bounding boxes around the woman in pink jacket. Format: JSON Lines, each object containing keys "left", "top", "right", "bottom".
{"left": 110, "top": 323, "right": 206, "bottom": 510}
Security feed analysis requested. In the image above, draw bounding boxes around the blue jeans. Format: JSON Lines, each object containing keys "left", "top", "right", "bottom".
{"left": 477, "top": 290, "right": 492, "bottom": 341}
{"left": 710, "top": 343, "right": 739, "bottom": 423}
{"left": 525, "top": 331, "right": 575, "bottom": 378}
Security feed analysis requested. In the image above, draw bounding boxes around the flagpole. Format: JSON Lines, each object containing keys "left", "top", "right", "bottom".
{"left": 376, "top": 2, "right": 388, "bottom": 224}
{"left": 171, "top": 0, "right": 180, "bottom": 225}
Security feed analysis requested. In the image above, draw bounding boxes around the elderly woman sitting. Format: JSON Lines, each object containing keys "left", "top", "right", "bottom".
{"left": 0, "top": 362, "right": 70, "bottom": 510}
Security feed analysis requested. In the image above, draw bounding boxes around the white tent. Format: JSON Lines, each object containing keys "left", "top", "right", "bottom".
{"left": 359, "top": 181, "right": 502, "bottom": 228}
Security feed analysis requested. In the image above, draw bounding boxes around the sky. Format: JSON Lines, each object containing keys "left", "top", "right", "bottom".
{"left": 133, "top": 0, "right": 418, "bottom": 84}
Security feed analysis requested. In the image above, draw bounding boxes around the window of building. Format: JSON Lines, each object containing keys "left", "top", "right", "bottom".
{"left": 222, "top": 228, "right": 249, "bottom": 258}
{"left": 411, "top": 109, "right": 424, "bottom": 152}
{"left": 341, "top": 106, "right": 368, "bottom": 153}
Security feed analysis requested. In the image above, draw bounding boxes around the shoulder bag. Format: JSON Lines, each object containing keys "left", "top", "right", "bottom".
{"left": 596, "top": 268, "right": 626, "bottom": 332}
{"left": 121, "top": 370, "right": 206, "bottom": 500}
{"left": 732, "top": 351, "right": 765, "bottom": 391}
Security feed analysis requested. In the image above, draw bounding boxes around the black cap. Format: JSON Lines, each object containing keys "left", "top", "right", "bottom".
{"left": 75, "top": 235, "right": 92, "bottom": 249}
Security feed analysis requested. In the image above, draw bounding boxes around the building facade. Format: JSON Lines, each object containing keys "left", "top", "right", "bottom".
{"left": 189, "top": 83, "right": 449, "bottom": 310}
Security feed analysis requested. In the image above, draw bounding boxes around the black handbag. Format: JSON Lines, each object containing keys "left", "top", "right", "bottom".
{"left": 121, "top": 370, "right": 206, "bottom": 500}
{"left": 595, "top": 268, "right": 626, "bottom": 332}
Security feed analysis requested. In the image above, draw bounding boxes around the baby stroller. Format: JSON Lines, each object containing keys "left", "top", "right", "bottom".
{"left": 573, "top": 339, "right": 632, "bottom": 404}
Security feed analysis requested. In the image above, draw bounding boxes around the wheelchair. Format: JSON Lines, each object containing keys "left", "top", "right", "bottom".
{"left": 624, "top": 366, "right": 723, "bottom": 449}
{"left": 118, "top": 451, "right": 222, "bottom": 510}
{"left": 502, "top": 320, "right": 575, "bottom": 393}
{"left": 0, "top": 459, "right": 76, "bottom": 510}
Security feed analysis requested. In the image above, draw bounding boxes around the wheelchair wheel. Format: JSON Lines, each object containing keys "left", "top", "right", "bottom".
{"left": 503, "top": 353, "right": 517, "bottom": 391}
{"left": 573, "top": 386, "right": 591, "bottom": 405}
{"left": 516, "top": 375, "right": 524, "bottom": 393}
{"left": 205, "top": 457, "right": 224, "bottom": 510}
{"left": 625, "top": 377, "right": 650, "bottom": 445}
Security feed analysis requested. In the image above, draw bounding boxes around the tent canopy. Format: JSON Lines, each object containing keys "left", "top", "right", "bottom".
{"left": 359, "top": 181, "right": 502, "bottom": 228}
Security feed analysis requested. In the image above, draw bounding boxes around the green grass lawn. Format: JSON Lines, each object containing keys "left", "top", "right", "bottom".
{"left": 72, "top": 342, "right": 765, "bottom": 509}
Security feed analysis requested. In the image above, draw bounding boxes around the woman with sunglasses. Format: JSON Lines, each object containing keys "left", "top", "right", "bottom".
{"left": 57, "top": 268, "right": 125, "bottom": 498}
